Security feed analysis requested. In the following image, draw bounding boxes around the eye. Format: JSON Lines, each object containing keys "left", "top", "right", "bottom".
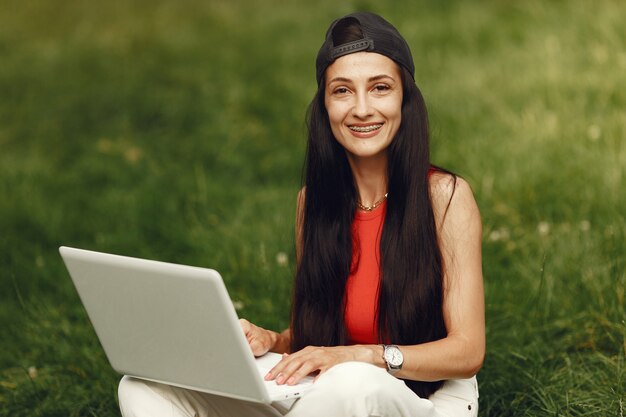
{"left": 373, "top": 84, "right": 391, "bottom": 93}
{"left": 333, "top": 87, "right": 350, "bottom": 95}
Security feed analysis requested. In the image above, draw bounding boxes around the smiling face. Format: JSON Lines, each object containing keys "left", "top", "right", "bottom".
{"left": 324, "top": 52, "right": 403, "bottom": 164}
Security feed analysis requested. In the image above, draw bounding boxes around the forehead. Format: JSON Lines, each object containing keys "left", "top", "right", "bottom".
{"left": 325, "top": 52, "right": 401, "bottom": 83}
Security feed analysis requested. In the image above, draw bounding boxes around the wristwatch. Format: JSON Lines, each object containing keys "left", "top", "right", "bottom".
{"left": 382, "top": 344, "right": 403, "bottom": 374}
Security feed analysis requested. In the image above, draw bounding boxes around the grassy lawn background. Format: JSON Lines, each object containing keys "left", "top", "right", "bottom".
{"left": 1, "top": 0, "right": 624, "bottom": 415}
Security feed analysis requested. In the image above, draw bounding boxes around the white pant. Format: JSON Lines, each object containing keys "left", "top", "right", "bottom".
{"left": 118, "top": 362, "right": 479, "bottom": 417}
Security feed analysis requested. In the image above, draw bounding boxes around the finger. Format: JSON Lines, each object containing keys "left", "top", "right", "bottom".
{"left": 249, "top": 339, "right": 265, "bottom": 357}
{"left": 266, "top": 353, "right": 297, "bottom": 381}
{"left": 239, "top": 318, "right": 251, "bottom": 334}
{"left": 265, "top": 360, "right": 284, "bottom": 381}
{"left": 285, "top": 361, "right": 318, "bottom": 385}
{"left": 266, "top": 347, "right": 316, "bottom": 381}
{"left": 274, "top": 355, "right": 319, "bottom": 385}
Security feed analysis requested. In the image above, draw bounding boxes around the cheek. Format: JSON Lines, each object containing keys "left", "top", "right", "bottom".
{"left": 383, "top": 100, "right": 402, "bottom": 138}
{"left": 388, "top": 122, "right": 401, "bottom": 141}
{"left": 325, "top": 102, "right": 346, "bottom": 130}
{"left": 382, "top": 98, "right": 403, "bottom": 123}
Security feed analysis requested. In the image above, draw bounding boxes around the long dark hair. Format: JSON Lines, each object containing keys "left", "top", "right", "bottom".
{"left": 291, "top": 20, "right": 448, "bottom": 398}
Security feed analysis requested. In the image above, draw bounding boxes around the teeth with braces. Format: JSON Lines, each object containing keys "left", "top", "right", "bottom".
{"left": 349, "top": 124, "right": 383, "bottom": 133}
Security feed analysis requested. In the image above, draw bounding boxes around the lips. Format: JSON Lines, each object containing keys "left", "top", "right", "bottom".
{"left": 348, "top": 123, "right": 384, "bottom": 133}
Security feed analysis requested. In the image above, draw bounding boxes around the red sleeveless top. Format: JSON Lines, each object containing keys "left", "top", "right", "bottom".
{"left": 344, "top": 168, "right": 436, "bottom": 344}
{"left": 344, "top": 200, "right": 386, "bottom": 344}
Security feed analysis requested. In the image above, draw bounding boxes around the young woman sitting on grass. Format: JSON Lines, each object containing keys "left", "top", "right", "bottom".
{"left": 118, "top": 11, "right": 485, "bottom": 417}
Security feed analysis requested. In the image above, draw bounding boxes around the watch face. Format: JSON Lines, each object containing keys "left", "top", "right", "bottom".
{"left": 384, "top": 346, "right": 403, "bottom": 367}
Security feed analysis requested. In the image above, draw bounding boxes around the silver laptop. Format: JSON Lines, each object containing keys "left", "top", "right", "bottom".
{"left": 59, "top": 246, "right": 313, "bottom": 404}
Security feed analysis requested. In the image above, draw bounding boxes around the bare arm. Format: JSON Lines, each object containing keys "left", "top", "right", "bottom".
{"left": 267, "top": 174, "right": 485, "bottom": 384}
{"left": 295, "top": 187, "right": 305, "bottom": 265}
{"left": 392, "top": 174, "right": 485, "bottom": 380}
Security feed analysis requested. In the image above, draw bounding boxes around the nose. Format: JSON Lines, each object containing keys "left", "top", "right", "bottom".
{"left": 352, "top": 92, "right": 373, "bottom": 119}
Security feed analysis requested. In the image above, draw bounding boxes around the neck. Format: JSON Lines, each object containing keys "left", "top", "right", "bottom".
{"left": 347, "top": 152, "right": 388, "bottom": 207}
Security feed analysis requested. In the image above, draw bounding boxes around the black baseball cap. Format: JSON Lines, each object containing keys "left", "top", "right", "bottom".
{"left": 315, "top": 12, "right": 415, "bottom": 85}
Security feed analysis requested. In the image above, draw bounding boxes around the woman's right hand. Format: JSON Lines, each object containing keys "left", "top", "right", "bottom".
{"left": 239, "top": 318, "right": 278, "bottom": 357}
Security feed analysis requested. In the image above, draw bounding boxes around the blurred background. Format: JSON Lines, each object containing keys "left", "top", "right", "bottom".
{"left": 0, "top": 0, "right": 624, "bottom": 415}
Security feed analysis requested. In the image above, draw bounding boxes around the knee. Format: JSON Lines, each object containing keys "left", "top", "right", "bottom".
{"left": 117, "top": 376, "right": 152, "bottom": 416}
{"left": 324, "top": 361, "right": 383, "bottom": 380}
{"left": 291, "top": 362, "right": 413, "bottom": 417}
{"left": 318, "top": 361, "right": 397, "bottom": 398}
{"left": 119, "top": 376, "right": 139, "bottom": 400}
{"left": 118, "top": 376, "right": 138, "bottom": 411}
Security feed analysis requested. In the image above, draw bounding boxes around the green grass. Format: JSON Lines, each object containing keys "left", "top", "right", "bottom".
{"left": 1, "top": 0, "right": 624, "bottom": 415}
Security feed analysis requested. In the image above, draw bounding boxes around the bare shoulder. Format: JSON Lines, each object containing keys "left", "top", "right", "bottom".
{"left": 295, "top": 187, "right": 306, "bottom": 262}
{"left": 429, "top": 172, "right": 481, "bottom": 232}
{"left": 297, "top": 186, "right": 306, "bottom": 206}
{"left": 296, "top": 187, "right": 306, "bottom": 219}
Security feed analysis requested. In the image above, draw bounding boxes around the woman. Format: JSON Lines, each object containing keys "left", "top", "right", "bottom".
{"left": 119, "top": 11, "right": 484, "bottom": 417}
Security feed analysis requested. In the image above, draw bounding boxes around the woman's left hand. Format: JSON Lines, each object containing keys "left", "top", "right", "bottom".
{"left": 265, "top": 345, "right": 378, "bottom": 385}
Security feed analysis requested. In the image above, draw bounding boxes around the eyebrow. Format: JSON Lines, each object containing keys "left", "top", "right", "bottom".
{"left": 327, "top": 74, "right": 396, "bottom": 84}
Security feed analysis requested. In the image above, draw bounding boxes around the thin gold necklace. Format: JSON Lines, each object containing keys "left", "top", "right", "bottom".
{"left": 357, "top": 193, "right": 388, "bottom": 212}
